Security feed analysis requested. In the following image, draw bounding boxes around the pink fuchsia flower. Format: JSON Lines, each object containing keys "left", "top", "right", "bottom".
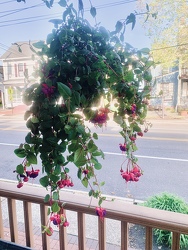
{"left": 121, "top": 165, "right": 142, "bottom": 182}
{"left": 50, "top": 214, "right": 61, "bottom": 226}
{"left": 90, "top": 108, "right": 110, "bottom": 126}
{"left": 95, "top": 207, "right": 106, "bottom": 220}
{"left": 17, "top": 182, "right": 23, "bottom": 188}
{"left": 50, "top": 213, "right": 69, "bottom": 227}
{"left": 129, "top": 136, "right": 136, "bottom": 141}
{"left": 26, "top": 168, "right": 40, "bottom": 178}
{"left": 137, "top": 131, "right": 143, "bottom": 137}
{"left": 57, "top": 178, "right": 74, "bottom": 189}
{"left": 63, "top": 221, "right": 69, "bottom": 227}
{"left": 131, "top": 104, "right": 136, "bottom": 113}
{"left": 119, "top": 143, "right": 127, "bottom": 152}
{"left": 42, "top": 83, "right": 55, "bottom": 98}
{"left": 45, "top": 226, "right": 53, "bottom": 236}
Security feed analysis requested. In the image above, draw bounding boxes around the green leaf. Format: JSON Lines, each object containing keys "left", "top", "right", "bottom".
{"left": 46, "top": 137, "right": 59, "bottom": 146}
{"left": 50, "top": 174, "right": 60, "bottom": 183}
{"left": 54, "top": 165, "right": 61, "bottom": 175}
{"left": 64, "top": 167, "right": 69, "bottom": 173}
{"left": 32, "top": 40, "right": 45, "bottom": 49}
{"left": 115, "top": 21, "right": 123, "bottom": 33}
{"left": 76, "top": 124, "right": 85, "bottom": 134}
{"left": 39, "top": 176, "right": 49, "bottom": 187}
{"left": 58, "top": 0, "right": 67, "bottom": 7}
{"left": 126, "top": 13, "right": 136, "bottom": 30}
{"left": 77, "top": 168, "right": 82, "bottom": 179}
{"left": 57, "top": 82, "right": 72, "bottom": 99}
{"left": 90, "top": 7, "right": 96, "bottom": 18}
{"left": 56, "top": 154, "right": 65, "bottom": 165}
{"left": 24, "top": 144, "right": 30, "bottom": 150}
{"left": 51, "top": 202, "right": 60, "bottom": 213}
{"left": 120, "top": 33, "right": 124, "bottom": 42}
{"left": 82, "top": 177, "right": 88, "bottom": 188}
{"left": 14, "top": 148, "right": 26, "bottom": 158}
{"left": 94, "top": 162, "right": 102, "bottom": 170}
{"left": 44, "top": 194, "right": 50, "bottom": 203}
{"left": 74, "top": 77, "right": 80, "bottom": 81}
{"left": 134, "top": 68, "right": 142, "bottom": 74}
{"left": 74, "top": 148, "right": 86, "bottom": 167}
{"left": 72, "top": 91, "right": 80, "bottom": 105}
{"left": 100, "top": 181, "right": 105, "bottom": 186}
{"left": 16, "top": 164, "right": 24, "bottom": 175}
{"left": 139, "top": 48, "right": 150, "bottom": 55}
{"left": 53, "top": 191, "right": 59, "bottom": 201}
{"left": 46, "top": 33, "right": 54, "bottom": 44}
{"left": 89, "top": 189, "right": 94, "bottom": 197}
{"left": 146, "top": 3, "right": 149, "bottom": 12}
{"left": 113, "top": 115, "right": 123, "bottom": 125}
{"left": 93, "top": 132, "right": 98, "bottom": 139}
{"left": 49, "top": 19, "right": 62, "bottom": 28}
{"left": 27, "top": 152, "right": 37, "bottom": 164}
{"left": 87, "top": 140, "right": 98, "bottom": 153}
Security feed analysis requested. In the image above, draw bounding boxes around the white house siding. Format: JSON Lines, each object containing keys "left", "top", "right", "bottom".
{"left": 0, "top": 42, "right": 39, "bottom": 108}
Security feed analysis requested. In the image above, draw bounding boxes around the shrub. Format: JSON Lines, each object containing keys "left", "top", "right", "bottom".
{"left": 143, "top": 192, "right": 188, "bottom": 249}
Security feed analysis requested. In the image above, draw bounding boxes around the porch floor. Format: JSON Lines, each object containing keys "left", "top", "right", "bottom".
{"left": 2, "top": 223, "right": 122, "bottom": 250}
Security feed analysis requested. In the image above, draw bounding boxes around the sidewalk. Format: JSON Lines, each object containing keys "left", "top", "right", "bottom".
{"left": 0, "top": 104, "right": 187, "bottom": 121}
{"left": 0, "top": 104, "right": 28, "bottom": 116}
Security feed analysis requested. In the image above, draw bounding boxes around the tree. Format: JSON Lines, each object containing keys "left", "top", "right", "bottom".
{"left": 138, "top": 0, "right": 188, "bottom": 67}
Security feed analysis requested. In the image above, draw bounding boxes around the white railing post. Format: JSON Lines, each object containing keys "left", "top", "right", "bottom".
{"left": 172, "top": 232, "right": 180, "bottom": 250}
{"left": 98, "top": 217, "right": 106, "bottom": 250}
{"left": 7, "top": 198, "right": 18, "bottom": 243}
{"left": 121, "top": 221, "right": 128, "bottom": 250}
{"left": 0, "top": 198, "right": 4, "bottom": 239}
{"left": 40, "top": 204, "right": 50, "bottom": 250}
{"left": 145, "top": 226, "right": 153, "bottom": 250}
{"left": 77, "top": 212, "right": 86, "bottom": 250}
{"left": 23, "top": 201, "right": 34, "bottom": 248}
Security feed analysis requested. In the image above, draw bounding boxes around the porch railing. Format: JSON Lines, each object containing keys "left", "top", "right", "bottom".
{"left": 0, "top": 179, "right": 188, "bottom": 250}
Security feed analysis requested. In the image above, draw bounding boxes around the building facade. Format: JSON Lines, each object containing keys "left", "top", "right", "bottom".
{"left": 150, "top": 65, "right": 188, "bottom": 112}
{"left": 0, "top": 41, "right": 39, "bottom": 108}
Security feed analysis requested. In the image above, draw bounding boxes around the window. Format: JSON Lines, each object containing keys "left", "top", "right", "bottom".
{"left": 157, "top": 82, "right": 174, "bottom": 101}
{"left": 18, "top": 63, "right": 24, "bottom": 77}
{"left": 182, "top": 81, "right": 188, "bottom": 97}
{"left": 7, "top": 63, "right": 12, "bottom": 78}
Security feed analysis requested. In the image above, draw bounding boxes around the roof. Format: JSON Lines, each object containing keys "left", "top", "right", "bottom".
{"left": 0, "top": 41, "right": 39, "bottom": 60}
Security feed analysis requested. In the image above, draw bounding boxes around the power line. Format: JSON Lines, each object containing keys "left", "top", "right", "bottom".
{"left": 0, "top": 3, "right": 44, "bottom": 19}
{"left": 0, "top": 12, "right": 61, "bottom": 25}
{"left": 0, "top": 0, "right": 138, "bottom": 28}
{"left": 0, "top": 1, "right": 15, "bottom": 5}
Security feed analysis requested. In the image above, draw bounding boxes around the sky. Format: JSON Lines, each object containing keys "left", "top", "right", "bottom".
{"left": 0, "top": 0, "right": 152, "bottom": 57}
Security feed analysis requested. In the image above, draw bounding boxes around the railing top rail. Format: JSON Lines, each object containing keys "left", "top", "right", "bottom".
{"left": 1, "top": 179, "right": 188, "bottom": 235}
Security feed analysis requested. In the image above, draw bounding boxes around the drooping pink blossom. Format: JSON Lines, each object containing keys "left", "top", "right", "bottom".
{"left": 42, "top": 83, "right": 55, "bottom": 98}
{"left": 95, "top": 207, "right": 106, "bottom": 221}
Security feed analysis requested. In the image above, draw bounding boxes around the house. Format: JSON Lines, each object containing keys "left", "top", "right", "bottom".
{"left": 0, "top": 41, "right": 39, "bottom": 108}
{"left": 150, "top": 64, "right": 188, "bottom": 112}
{"left": 0, "top": 65, "right": 3, "bottom": 105}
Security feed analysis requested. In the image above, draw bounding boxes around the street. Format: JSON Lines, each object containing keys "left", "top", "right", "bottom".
{"left": 0, "top": 114, "right": 188, "bottom": 203}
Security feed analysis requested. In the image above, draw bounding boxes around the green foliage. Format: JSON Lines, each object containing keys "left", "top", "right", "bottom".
{"left": 138, "top": 0, "right": 188, "bottom": 67}
{"left": 143, "top": 192, "right": 188, "bottom": 249}
{"left": 14, "top": 2, "right": 153, "bottom": 215}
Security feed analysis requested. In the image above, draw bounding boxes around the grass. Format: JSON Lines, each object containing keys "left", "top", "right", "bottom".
{"left": 143, "top": 192, "right": 188, "bottom": 249}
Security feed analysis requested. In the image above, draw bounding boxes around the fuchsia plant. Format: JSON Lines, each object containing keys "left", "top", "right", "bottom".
{"left": 14, "top": 1, "right": 153, "bottom": 236}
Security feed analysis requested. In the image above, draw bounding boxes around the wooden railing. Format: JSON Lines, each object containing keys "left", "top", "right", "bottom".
{"left": 0, "top": 179, "right": 188, "bottom": 250}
